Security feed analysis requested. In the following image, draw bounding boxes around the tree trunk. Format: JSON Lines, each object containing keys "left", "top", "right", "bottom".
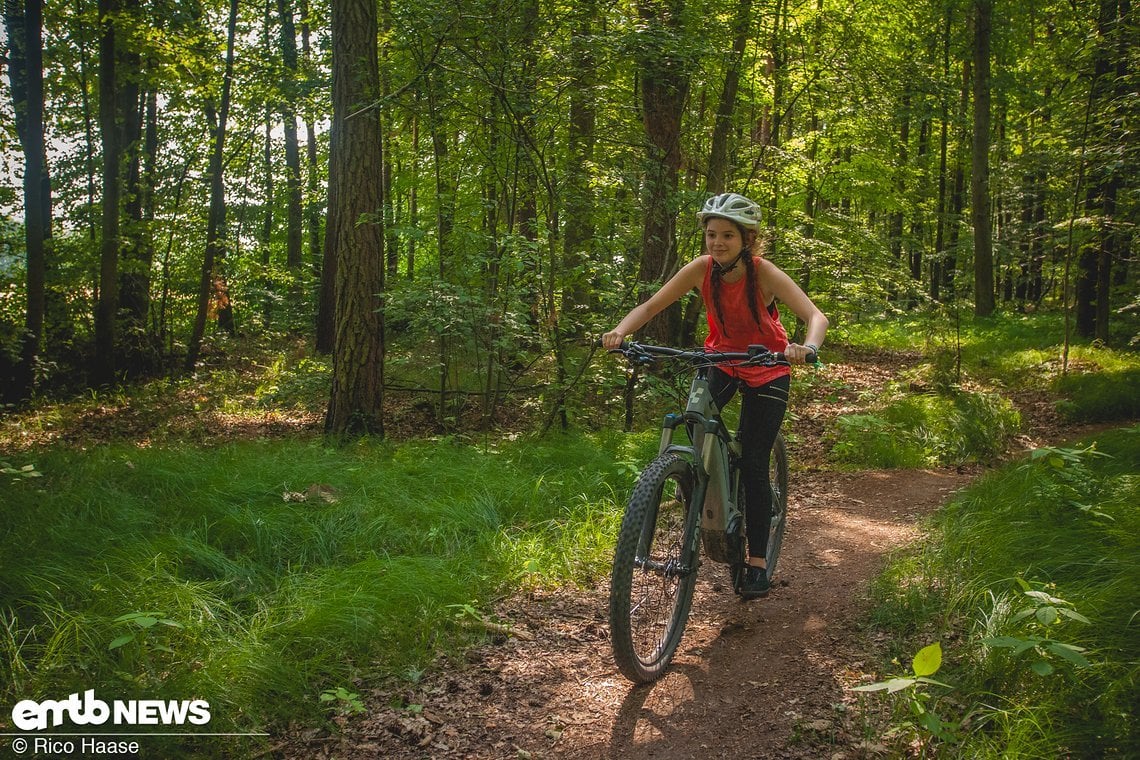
{"left": 3, "top": 0, "right": 52, "bottom": 402}
{"left": 635, "top": 0, "right": 690, "bottom": 345}
{"left": 299, "top": 0, "right": 323, "bottom": 282}
{"left": 706, "top": 0, "right": 751, "bottom": 194}
{"left": 932, "top": 7, "right": 951, "bottom": 301}
{"left": 1078, "top": 0, "right": 1128, "bottom": 341}
{"left": 971, "top": 0, "right": 995, "bottom": 316}
{"left": 324, "top": 0, "right": 386, "bottom": 437}
{"left": 889, "top": 86, "right": 910, "bottom": 301}
{"left": 185, "top": 0, "right": 238, "bottom": 371}
{"left": 261, "top": 105, "right": 275, "bottom": 326}
{"left": 118, "top": 58, "right": 145, "bottom": 331}
{"left": 562, "top": 0, "right": 598, "bottom": 315}
{"left": 95, "top": 0, "right": 122, "bottom": 385}
{"left": 277, "top": 0, "right": 304, "bottom": 274}
{"left": 426, "top": 68, "right": 454, "bottom": 425}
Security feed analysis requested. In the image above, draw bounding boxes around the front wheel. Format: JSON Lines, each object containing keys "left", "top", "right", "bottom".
{"left": 765, "top": 433, "right": 789, "bottom": 577}
{"left": 609, "top": 453, "right": 700, "bottom": 683}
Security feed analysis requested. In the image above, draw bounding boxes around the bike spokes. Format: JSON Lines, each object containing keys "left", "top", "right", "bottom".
{"left": 610, "top": 455, "right": 699, "bottom": 683}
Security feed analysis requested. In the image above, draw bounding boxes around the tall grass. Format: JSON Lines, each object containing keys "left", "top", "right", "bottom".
{"left": 837, "top": 310, "right": 1140, "bottom": 426}
{"left": 863, "top": 424, "right": 1140, "bottom": 757}
{"left": 0, "top": 432, "right": 656, "bottom": 745}
{"left": 831, "top": 387, "right": 1021, "bottom": 468}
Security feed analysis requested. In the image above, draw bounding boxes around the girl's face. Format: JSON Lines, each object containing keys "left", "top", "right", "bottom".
{"left": 704, "top": 217, "right": 752, "bottom": 267}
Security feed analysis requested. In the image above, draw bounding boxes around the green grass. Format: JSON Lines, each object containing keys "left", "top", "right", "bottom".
{"left": 831, "top": 311, "right": 1138, "bottom": 464}
{"left": 0, "top": 432, "right": 656, "bottom": 749}
{"left": 862, "top": 424, "right": 1140, "bottom": 757}
{"left": 831, "top": 388, "right": 1021, "bottom": 468}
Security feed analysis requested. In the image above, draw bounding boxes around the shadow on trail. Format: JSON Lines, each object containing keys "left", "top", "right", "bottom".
{"left": 593, "top": 469, "right": 974, "bottom": 758}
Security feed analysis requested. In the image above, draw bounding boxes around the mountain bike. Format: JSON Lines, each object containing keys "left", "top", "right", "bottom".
{"left": 605, "top": 341, "right": 814, "bottom": 684}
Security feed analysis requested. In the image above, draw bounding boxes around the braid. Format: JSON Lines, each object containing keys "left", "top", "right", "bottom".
{"left": 742, "top": 246, "right": 763, "bottom": 328}
{"left": 711, "top": 266, "right": 729, "bottom": 336}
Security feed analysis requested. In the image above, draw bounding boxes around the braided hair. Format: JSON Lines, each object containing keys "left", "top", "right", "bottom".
{"left": 707, "top": 219, "right": 764, "bottom": 338}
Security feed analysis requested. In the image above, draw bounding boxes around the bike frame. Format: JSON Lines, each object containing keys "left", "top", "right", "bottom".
{"left": 656, "top": 365, "right": 746, "bottom": 567}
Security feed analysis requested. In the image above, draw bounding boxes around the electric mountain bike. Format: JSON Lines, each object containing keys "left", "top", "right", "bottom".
{"left": 606, "top": 341, "right": 814, "bottom": 684}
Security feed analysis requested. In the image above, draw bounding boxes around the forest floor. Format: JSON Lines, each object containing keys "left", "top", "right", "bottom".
{"left": 268, "top": 467, "right": 972, "bottom": 760}
{"left": 264, "top": 351, "right": 1088, "bottom": 760}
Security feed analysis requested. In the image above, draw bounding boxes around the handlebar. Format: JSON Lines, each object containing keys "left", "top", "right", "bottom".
{"left": 600, "top": 340, "right": 817, "bottom": 368}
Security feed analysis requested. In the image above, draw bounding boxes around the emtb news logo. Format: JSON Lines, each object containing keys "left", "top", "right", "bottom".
{"left": 11, "top": 690, "right": 210, "bottom": 731}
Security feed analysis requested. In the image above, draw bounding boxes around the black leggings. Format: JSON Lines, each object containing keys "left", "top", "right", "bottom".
{"left": 708, "top": 368, "right": 790, "bottom": 560}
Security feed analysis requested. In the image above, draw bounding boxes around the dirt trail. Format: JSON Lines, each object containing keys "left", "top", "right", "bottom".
{"left": 276, "top": 467, "right": 975, "bottom": 760}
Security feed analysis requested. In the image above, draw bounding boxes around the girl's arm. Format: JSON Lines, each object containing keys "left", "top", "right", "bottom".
{"left": 601, "top": 257, "right": 707, "bottom": 349}
{"left": 757, "top": 259, "right": 829, "bottom": 363}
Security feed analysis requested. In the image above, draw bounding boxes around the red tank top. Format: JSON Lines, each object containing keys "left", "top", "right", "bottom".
{"left": 700, "top": 256, "right": 790, "bottom": 387}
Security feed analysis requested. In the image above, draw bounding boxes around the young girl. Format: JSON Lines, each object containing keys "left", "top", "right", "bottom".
{"left": 602, "top": 192, "right": 828, "bottom": 598}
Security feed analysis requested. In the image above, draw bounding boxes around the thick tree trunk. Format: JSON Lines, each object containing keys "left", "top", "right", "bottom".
{"left": 3, "top": 0, "right": 52, "bottom": 402}
{"left": 118, "top": 58, "right": 145, "bottom": 332}
{"left": 324, "top": 0, "right": 386, "bottom": 438}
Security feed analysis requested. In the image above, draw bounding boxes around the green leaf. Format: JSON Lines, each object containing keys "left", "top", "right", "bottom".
{"left": 885, "top": 677, "right": 918, "bottom": 693}
{"left": 1011, "top": 608, "right": 1036, "bottom": 623}
{"left": 108, "top": 634, "right": 135, "bottom": 650}
{"left": 1031, "top": 660, "right": 1055, "bottom": 676}
{"left": 912, "top": 642, "right": 942, "bottom": 677}
{"left": 852, "top": 677, "right": 917, "bottom": 693}
{"left": 982, "top": 636, "right": 1024, "bottom": 649}
{"left": 1014, "top": 638, "right": 1040, "bottom": 655}
{"left": 114, "top": 611, "right": 164, "bottom": 624}
{"left": 1036, "top": 606, "right": 1059, "bottom": 625}
{"left": 1025, "top": 590, "right": 1068, "bottom": 605}
{"left": 1047, "top": 642, "right": 1091, "bottom": 667}
{"left": 1058, "top": 608, "right": 1091, "bottom": 624}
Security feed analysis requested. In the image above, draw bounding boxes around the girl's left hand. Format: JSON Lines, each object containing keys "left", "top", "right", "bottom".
{"left": 784, "top": 343, "right": 817, "bottom": 364}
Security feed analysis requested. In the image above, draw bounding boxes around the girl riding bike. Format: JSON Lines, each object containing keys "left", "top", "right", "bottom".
{"left": 601, "top": 192, "right": 829, "bottom": 598}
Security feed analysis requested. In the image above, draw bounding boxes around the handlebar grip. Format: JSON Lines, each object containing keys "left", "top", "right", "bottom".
{"left": 806, "top": 350, "right": 818, "bottom": 364}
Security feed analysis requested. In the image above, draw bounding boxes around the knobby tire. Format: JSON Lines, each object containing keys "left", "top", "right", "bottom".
{"left": 609, "top": 454, "right": 699, "bottom": 684}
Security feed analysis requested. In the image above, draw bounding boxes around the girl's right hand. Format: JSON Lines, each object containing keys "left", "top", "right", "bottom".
{"left": 601, "top": 331, "right": 625, "bottom": 350}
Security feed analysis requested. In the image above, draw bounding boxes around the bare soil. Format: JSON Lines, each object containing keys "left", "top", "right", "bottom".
{"left": 269, "top": 467, "right": 975, "bottom": 760}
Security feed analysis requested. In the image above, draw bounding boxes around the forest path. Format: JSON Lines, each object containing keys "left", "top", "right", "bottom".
{"left": 276, "top": 466, "right": 976, "bottom": 759}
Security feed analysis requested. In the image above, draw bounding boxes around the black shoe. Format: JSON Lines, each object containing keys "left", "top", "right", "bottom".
{"left": 739, "top": 566, "right": 770, "bottom": 599}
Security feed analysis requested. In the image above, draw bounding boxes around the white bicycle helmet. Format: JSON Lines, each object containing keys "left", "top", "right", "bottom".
{"left": 696, "top": 193, "right": 762, "bottom": 231}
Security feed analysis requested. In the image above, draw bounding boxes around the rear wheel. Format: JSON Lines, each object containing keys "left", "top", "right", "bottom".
{"left": 609, "top": 454, "right": 699, "bottom": 683}
{"left": 765, "top": 433, "right": 789, "bottom": 577}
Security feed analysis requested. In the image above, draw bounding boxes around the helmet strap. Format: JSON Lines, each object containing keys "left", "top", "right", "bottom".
{"left": 713, "top": 253, "right": 743, "bottom": 274}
